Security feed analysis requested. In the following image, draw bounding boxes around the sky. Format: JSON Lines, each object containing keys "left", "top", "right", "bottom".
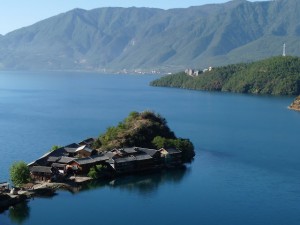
{"left": 0, "top": 0, "right": 266, "bottom": 35}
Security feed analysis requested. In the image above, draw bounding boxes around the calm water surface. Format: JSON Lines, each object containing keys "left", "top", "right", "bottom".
{"left": 0, "top": 71, "right": 300, "bottom": 225}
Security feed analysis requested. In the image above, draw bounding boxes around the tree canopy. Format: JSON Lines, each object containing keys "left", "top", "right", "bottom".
{"left": 152, "top": 136, "right": 195, "bottom": 163}
{"left": 151, "top": 56, "right": 300, "bottom": 96}
{"left": 49, "top": 145, "right": 62, "bottom": 152}
{"left": 10, "top": 161, "right": 30, "bottom": 187}
{"left": 94, "top": 111, "right": 195, "bottom": 163}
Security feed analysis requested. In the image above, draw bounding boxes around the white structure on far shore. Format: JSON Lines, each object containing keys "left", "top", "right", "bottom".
{"left": 283, "top": 43, "right": 286, "bottom": 57}
{"left": 185, "top": 66, "right": 212, "bottom": 77}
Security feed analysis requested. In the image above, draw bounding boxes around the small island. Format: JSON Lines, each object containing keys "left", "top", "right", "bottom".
{"left": 1, "top": 111, "right": 195, "bottom": 211}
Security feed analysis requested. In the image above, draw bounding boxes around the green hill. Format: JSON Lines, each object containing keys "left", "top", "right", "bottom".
{"left": 93, "top": 111, "right": 195, "bottom": 163}
{"left": 1, "top": 0, "right": 300, "bottom": 71}
{"left": 150, "top": 56, "right": 300, "bottom": 95}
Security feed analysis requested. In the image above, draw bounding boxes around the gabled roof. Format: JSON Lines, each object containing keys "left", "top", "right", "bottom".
{"left": 64, "top": 147, "right": 77, "bottom": 153}
{"left": 49, "top": 147, "right": 68, "bottom": 157}
{"left": 47, "top": 156, "right": 61, "bottom": 163}
{"left": 166, "top": 148, "right": 182, "bottom": 154}
{"left": 78, "top": 137, "right": 96, "bottom": 146}
{"left": 74, "top": 158, "right": 95, "bottom": 165}
{"left": 105, "top": 151, "right": 116, "bottom": 159}
{"left": 138, "top": 147, "right": 160, "bottom": 157}
{"left": 76, "top": 145, "right": 94, "bottom": 153}
{"left": 30, "top": 166, "right": 53, "bottom": 174}
{"left": 135, "top": 154, "right": 152, "bottom": 161}
{"left": 122, "top": 147, "right": 138, "bottom": 154}
{"left": 65, "top": 143, "right": 80, "bottom": 148}
{"left": 107, "top": 159, "right": 114, "bottom": 164}
{"left": 28, "top": 146, "right": 66, "bottom": 167}
{"left": 58, "top": 156, "right": 75, "bottom": 164}
{"left": 91, "top": 155, "right": 109, "bottom": 162}
{"left": 135, "top": 154, "right": 153, "bottom": 161}
{"left": 74, "top": 155, "right": 110, "bottom": 165}
{"left": 114, "top": 156, "right": 136, "bottom": 163}
{"left": 28, "top": 161, "right": 37, "bottom": 167}
{"left": 51, "top": 163, "right": 66, "bottom": 168}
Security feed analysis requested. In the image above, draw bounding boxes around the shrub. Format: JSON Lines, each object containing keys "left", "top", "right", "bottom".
{"left": 10, "top": 161, "right": 30, "bottom": 187}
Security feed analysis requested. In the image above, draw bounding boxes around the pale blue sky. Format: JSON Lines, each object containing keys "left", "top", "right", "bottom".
{"left": 0, "top": 0, "right": 266, "bottom": 35}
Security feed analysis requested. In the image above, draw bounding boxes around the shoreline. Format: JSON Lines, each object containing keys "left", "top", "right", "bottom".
{"left": 0, "top": 165, "right": 187, "bottom": 213}
{"left": 288, "top": 105, "right": 300, "bottom": 111}
{"left": 2, "top": 112, "right": 194, "bottom": 214}
{"left": 0, "top": 178, "right": 89, "bottom": 213}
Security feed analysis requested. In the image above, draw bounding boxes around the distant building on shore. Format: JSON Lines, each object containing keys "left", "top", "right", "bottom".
{"left": 185, "top": 68, "right": 199, "bottom": 77}
{"left": 203, "top": 66, "right": 213, "bottom": 73}
{"left": 185, "top": 66, "right": 212, "bottom": 77}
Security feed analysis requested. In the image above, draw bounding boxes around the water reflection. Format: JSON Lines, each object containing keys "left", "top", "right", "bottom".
{"left": 5, "top": 167, "right": 190, "bottom": 224}
{"left": 83, "top": 166, "right": 190, "bottom": 196}
{"left": 8, "top": 201, "right": 30, "bottom": 225}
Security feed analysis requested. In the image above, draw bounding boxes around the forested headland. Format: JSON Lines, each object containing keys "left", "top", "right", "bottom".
{"left": 151, "top": 56, "right": 300, "bottom": 96}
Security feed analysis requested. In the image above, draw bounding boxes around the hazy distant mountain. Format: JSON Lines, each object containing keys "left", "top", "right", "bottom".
{"left": 0, "top": 0, "right": 300, "bottom": 72}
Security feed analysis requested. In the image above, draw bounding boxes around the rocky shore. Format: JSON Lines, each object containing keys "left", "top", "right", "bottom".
{"left": 0, "top": 180, "right": 85, "bottom": 213}
{"left": 0, "top": 193, "right": 27, "bottom": 213}
{"left": 289, "top": 96, "right": 300, "bottom": 111}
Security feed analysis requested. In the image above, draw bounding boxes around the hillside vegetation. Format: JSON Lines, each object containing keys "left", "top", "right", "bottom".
{"left": 151, "top": 56, "right": 300, "bottom": 95}
{"left": 1, "top": 0, "right": 300, "bottom": 71}
{"left": 93, "top": 111, "right": 195, "bottom": 163}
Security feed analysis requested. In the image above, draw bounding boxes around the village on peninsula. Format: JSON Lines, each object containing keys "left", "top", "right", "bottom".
{"left": 0, "top": 111, "right": 195, "bottom": 211}
{"left": 28, "top": 138, "right": 184, "bottom": 183}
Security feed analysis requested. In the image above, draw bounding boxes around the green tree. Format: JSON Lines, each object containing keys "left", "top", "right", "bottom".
{"left": 88, "top": 167, "right": 98, "bottom": 179}
{"left": 49, "top": 145, "right": 62, "bottom": 152}
{"left": 152, "top": 136, "right": 195, "bottom": 163}
{"left": 10, "top": 161, "right": 30, "bottom": 187}
{"left": 172, "top": 138, "right": 195, "bottom": 163}
{"left": 88, "top": 164, "right": 107, "bottom": 179}
{"left": 152, "top": 136, "right": 166, "bottom": 149}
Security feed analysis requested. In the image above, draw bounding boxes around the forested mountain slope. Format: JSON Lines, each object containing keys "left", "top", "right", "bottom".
{"left": 0, "top": 0, "right": 300, "bottom": 71}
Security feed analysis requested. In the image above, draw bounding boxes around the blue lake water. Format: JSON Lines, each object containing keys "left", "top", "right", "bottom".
{"left": 0, "top": 71, "right": 300, "bottom": 225}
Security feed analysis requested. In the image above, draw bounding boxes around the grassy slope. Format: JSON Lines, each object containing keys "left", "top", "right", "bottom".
{"left": 94, "top": 111, "right": 195, "bottom": 162}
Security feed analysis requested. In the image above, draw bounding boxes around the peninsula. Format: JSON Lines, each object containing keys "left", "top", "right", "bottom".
{"left": 29, "top": 111, "right": 194, "bottom": 181}
{"left": 0, "top": 111, "right": 195, "bottom": 212}
{"left": 150, "top": 56, "right": 300, "bottom": 96}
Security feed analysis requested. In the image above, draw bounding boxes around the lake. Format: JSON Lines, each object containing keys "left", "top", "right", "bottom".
{"left": 0, "top": 71, "right": 300, "bottom": 225}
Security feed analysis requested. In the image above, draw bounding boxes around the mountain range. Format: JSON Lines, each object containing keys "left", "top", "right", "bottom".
{"left": 0, "top": 0, "right": 300, "bottom": 72}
